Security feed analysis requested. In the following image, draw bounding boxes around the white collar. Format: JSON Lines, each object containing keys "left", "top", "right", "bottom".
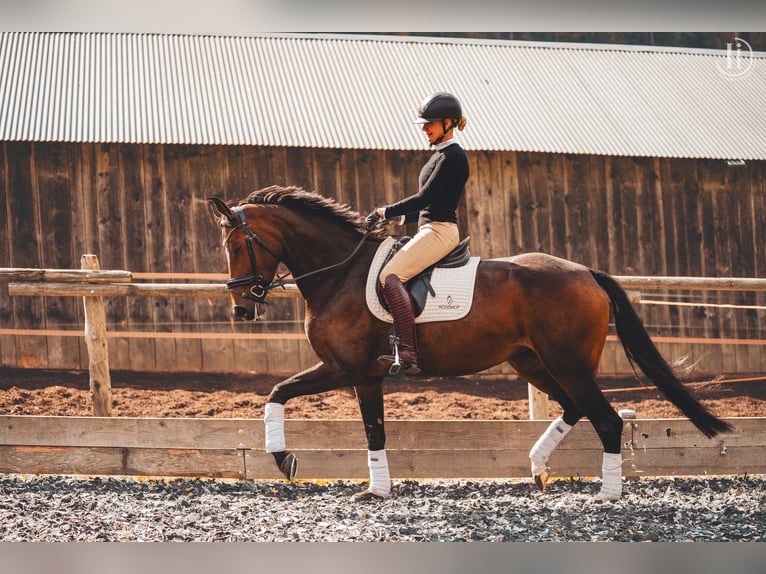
{"left": 434, "top": 138, "right": 458, "bottom": 151}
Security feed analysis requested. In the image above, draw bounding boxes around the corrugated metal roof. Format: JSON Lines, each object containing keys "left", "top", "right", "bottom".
{"left": 1, "top": 32, "right": 765, "bottom": 159}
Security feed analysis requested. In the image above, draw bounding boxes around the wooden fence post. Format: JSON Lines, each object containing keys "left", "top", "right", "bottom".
{"left": 81, "top": 254, "right": 113, "bottom": 416}
{"left": 528, "top": 384, "right": 549, "bottom": 420}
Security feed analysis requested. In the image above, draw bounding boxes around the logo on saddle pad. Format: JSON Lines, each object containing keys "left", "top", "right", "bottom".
{"left": 439, "top": 295, "right": 460, "bottom": 311}
{"left": 365, "top": 237, "right": 480, "bottom": 324}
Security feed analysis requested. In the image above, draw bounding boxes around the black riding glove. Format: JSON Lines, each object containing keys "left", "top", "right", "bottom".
{"left": 364, "top": 210, "right": 382, "bottom": 231}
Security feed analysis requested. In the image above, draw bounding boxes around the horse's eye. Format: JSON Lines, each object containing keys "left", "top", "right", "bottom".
{"left": 232, "top": 245, "right": 242, "bottom": 255}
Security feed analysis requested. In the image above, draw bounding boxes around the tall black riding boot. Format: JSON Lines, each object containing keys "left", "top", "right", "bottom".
{"left": 377, "top": 274, "right": 420, "bottom": 375}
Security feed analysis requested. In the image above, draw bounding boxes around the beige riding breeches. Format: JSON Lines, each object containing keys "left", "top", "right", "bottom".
{"left": 379, "top": 221, "right": 460, "bottom": 285}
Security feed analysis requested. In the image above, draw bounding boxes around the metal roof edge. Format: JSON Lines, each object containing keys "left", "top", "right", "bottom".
{"left": 6, "top": 31, "right": 765, "bottom": 57}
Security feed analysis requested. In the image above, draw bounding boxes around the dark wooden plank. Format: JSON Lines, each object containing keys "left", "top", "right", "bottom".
{"left": 355, "top": 149, "right": 389, "bottom": 211}
{"left": 634, "top": 157, "right": 671, "bottom": 345}
{"left": 141, "top": 144, "right": 176, "bottom": 370}
{"left": 161, "top": 145, "right": 202, "bottom": 370}
{"left": 547, "top": 154, "right": 568, "bottom": 259}
{"left": 285, "top": 147, "right": 315, "bottom": 192}
{"left": 527, "top": 153, "right": 555, "bottom": 254}
{"left": 0, "top": 143, "right": 15, "bottom": 366}
{"left": 120, "top": 144, "right": 155, "bottom": 371}
{"left": 501, "top": 152, "right": 524, "bottom": 254}
{"left": 337, "top": 148, "right": 360, "bottom": 211}
{"left": 602, "top": 157, "right": 620, "bottom": 273}
{"left": 267, "top": 146, "right": 288, "bottom": 188}
{"left": 562, "top": 154, "right": 594, "bottom": 265}
{"left": 609, "top": 157, "right": 641, "bottom": 274}
{"left": 697, "top": 160, "right": 728, "bottom": 373}
{"left": 312, "top": 148, "right": 344, "bottom": 202}
{"left": 6, "top": 143, "right": 47, "bottom": 368}
{"left": 585, "top": 155, "right": 610, "bottom": 272}
{"left": 722, "top": 163, "right": 755, "bottom": 372}
{"left": 636, "top": 157, "right": 663, "bottom": 275}
{"left": 34, "top": 142, "right": 82, "bottom": 369}
{"left": 656, "top": 159, "right": 686, "bottom": 364}
{"left": 469, "top": 151, "right": 509, "bottom": 259}
{"left": 747, "top": 164, "right": 766, "bottom": 371}
{"left": 514, "top": 152, "right": 540, "bottom": 253}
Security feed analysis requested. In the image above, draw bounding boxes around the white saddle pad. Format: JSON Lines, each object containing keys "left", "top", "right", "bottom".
{"left": 365, "top": 237, "right": 480, "bottom": 324}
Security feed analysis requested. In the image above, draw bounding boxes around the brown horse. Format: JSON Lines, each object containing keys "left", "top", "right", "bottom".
{"left": 208, "top": 186, "right": 731, "bottom": 502}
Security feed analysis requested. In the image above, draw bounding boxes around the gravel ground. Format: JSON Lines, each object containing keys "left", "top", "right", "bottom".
{"left": 1, "top": 474, "right": 764, "bottom": 542}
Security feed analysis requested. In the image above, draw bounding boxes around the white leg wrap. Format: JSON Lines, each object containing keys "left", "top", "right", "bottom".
{"left": 264, "top": 402, "right": 286, "bottom": 453}
{"left": 529, "top": 416, "right": 573, "bottom": 466}
{"left": 596, "top": 452, "right": 623, "bottom": 501}
{"left": 367, "top": 449, "right": 391, "bottom": 497}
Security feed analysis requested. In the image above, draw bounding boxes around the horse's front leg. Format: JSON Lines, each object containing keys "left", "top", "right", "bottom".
{"left": 350, "top": 378, "right": 389, "bottom": 502}
{"left": 265, "top": 361, "right": 359, "bottom": 480}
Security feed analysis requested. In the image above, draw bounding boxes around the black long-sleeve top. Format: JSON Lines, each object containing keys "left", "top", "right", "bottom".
{"left": 383, "top": 141, "right": 469, "bottom": 228}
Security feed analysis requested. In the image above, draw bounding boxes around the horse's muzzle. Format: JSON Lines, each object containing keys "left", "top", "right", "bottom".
{"left": 232, "top": 305, "right": 255, "bottom": 321}
{"left": 231, "top": 300, "right": 266, "bottom": 322}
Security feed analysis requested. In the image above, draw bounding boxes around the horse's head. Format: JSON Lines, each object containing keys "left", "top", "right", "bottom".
{"left": 208, "top": 196, "right": 282, "bottom": 321}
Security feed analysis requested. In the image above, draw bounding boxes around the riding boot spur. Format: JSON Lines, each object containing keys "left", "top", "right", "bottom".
{"left": 378, "top": 274, "right": 421, "bottom": 375}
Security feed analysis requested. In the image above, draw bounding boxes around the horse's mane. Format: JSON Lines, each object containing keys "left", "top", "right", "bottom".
{"left": 242, "top": 185, "right": 389, "bottom": 239}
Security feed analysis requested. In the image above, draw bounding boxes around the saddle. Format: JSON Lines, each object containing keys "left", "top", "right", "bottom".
{"left": 375, "top": 236, "right": 472, "bottom": 317}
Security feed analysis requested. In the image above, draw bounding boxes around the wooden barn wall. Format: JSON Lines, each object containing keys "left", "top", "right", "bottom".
{"left": 1, "top": 142, "right": 764, "bottom": 377}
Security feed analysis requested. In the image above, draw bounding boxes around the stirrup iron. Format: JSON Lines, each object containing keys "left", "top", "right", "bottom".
{"left": 388, "top": 333, "right": 401, "bottom": 375}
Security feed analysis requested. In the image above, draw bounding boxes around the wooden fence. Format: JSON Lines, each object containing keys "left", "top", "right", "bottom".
{"left": 1, "top": 415, "right": 763, "bottom": 480}
{"left": 1, "top": 261, "right": 765, "bottom": 480}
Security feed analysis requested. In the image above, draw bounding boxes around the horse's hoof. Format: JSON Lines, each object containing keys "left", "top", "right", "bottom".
{"left": 533, "top": 469, "right": 550, "bottom": 492}
{"left": 350, "top": 488, "right": 387, "bottom": 502}
{"left": 594, "top": 489, "right": 621, "bottom": 502}
{"left": 273, "top": 451, "right": 298, "bottom": 481}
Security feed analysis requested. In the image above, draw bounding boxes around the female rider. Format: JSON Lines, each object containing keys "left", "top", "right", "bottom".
{"left": 365, "top": 92, "right": 469, "bottom": 375}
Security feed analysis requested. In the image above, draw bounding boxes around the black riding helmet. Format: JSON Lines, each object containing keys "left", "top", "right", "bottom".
{"left": 414, "top": 92, "right": 464, "bottom": 146}
{"left": 414, "top": 92, "right": 462, "bottom": 124}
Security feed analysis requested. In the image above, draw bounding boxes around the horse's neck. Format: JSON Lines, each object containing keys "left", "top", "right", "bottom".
{"left": 277, "top": 215, "right": 374, "bottom": 293}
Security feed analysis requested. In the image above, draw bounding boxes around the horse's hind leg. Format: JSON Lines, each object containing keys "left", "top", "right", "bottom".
{"left": 509, "top": 349, "right": 584, "bottom": 492}
{"left": 545, "top": 367, "right": 625, "bottom": 501}
{"left": 350, "top": 378, "right": 390, "bottom": 502}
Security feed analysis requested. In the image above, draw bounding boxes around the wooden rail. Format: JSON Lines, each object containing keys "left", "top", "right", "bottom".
{"left": 0, "top": 415, "right": 762, "bottom": 480}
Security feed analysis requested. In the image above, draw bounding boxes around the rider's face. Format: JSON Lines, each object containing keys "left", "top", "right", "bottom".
{"left": 421, "top": 119, "right": 453, "bottom": 145}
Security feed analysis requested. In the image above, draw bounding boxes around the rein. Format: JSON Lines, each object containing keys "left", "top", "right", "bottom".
{"left": 225, "top": 205, "right": 373, "bottom": 303}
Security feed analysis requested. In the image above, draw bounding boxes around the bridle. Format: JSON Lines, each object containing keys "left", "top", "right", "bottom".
{"left": 223, "top": 206, "right": 285, "bottom": 303}
{"left": 223, "top": 205, "right": 373, "bottom": 304}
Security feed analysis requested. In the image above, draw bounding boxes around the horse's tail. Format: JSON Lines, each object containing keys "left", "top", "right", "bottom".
{"left": 589, "top": 269, "right": 732, "bottom": 438}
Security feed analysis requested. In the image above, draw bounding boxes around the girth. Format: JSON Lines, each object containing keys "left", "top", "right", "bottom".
{"left": 375, "top": 236, "right": 471, "bottom": 317}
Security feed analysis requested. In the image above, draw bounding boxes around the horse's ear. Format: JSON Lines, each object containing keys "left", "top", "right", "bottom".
{"left": 208, "top": 196, "right": 233, "bottom": 224}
